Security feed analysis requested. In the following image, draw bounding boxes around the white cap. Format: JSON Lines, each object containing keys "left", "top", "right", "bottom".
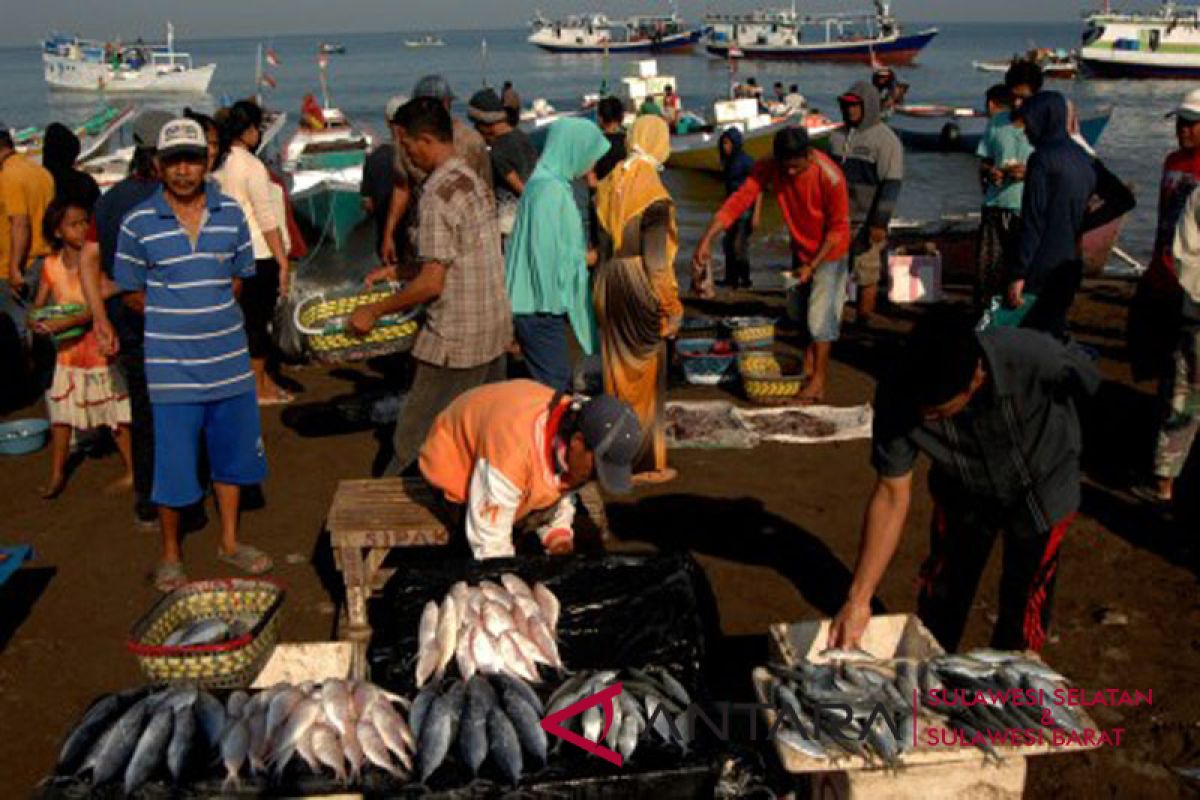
{"left": 385, "top": 94, "right": 408, "bottom": 122}
{"left": 157, "top": 118, "right": 208, "bottom": 160}
{"left": 1169, "top": 88, "right": 1200, "bottom": 122}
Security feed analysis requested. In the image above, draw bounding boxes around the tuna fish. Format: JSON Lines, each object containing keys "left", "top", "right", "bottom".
{"left": 492, "top": 672, "right": 545, "bottom": 716}
{"left": 57, "top": 691, "right": 127, "bottom": 774}
{"left": 487, "top": 705, "right": 524, "bottom": 785}
{"left": 166, "top": 705, "right": 195, "bottom": 782}
{"left": 123, "top": 703, "right": 174, "bottom": 795}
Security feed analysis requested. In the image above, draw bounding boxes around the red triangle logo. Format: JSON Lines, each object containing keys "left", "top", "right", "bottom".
{"left": 540, "top": 681, "right": 624, "bottom": 767}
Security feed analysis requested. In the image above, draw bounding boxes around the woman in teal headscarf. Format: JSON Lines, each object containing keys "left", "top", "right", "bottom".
{"left": 506, "top": 118, "right": 611, "bottom": 391}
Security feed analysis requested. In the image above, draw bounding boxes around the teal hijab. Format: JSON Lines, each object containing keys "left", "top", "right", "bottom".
{"left": 505, "top": 117, "right": 611, "bottom": 355}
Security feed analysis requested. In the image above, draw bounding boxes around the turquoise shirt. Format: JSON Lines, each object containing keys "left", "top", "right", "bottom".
{"left": 976, "top": 111, "right": 1034, "bottom": 213}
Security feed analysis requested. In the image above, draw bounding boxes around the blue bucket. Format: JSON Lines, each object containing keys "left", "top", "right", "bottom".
{"left": 0, "top": 419, "right": 51, "bottom": 455}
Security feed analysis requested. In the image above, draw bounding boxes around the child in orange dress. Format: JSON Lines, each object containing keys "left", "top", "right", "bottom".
{"left": 30, "top": 199, "right": 132, "bottom": 498}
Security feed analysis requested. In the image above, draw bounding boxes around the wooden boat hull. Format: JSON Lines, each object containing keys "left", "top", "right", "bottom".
{"left": 667, "top": 120, "right": 839, "bottom": 172}
{"left": 890, "top": 108, "right": 1112, "bottom": 153}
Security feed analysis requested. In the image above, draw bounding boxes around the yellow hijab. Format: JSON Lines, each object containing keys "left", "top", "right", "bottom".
{"left": 595, "top": 115, "right": 674, "bottom": 257}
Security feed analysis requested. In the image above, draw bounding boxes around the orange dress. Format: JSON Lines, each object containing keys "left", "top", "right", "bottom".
{"left": 41, "top": 252, "right": 130, "bottom": 429}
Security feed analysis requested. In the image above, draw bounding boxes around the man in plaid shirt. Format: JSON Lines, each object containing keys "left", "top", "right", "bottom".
{"left": 350, "top": 97, "right": 512, "bottom": 474}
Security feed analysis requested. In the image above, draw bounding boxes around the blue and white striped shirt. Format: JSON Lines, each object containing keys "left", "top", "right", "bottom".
{"left": 115, "top": 184, "right": 257, "bottom": 404}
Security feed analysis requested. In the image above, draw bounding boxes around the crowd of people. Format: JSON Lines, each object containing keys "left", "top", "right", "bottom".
{"left": 1, "top": 59, "right": 1197, "bottom": 654}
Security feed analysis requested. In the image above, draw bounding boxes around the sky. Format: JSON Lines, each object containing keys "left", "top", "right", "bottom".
{"left": 1, "top": 0, "right": 1171, "bottom": 48}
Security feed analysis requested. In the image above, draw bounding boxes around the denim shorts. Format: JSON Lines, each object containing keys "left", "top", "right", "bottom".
{"left": 789, "top": 261, "right": 848, "bottom": 343}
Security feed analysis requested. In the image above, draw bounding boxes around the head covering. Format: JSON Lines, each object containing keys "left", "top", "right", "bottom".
{"left": 577, "top": 393, "right": 641, "bottom": 494}
{"left": 467, "top": 88, "right": 507, "bottom": 124}
{"left": 385, "top": 94, "right": 408, "bottom": 122}
{"left": 595, "top": 115, "right": 673, "bottom": 256}
{"left": 157, "top": 118, "right": 208, "bottom": 160}
{"left": 133, "top": 110, "right": 174, "bottom": 149}
{"left": 505, "top": 118, "right": 610, "bottom": 355}
{"left": 42, "top": 123, "right": 81, "bottom": 172}
{"left": 1016, "top": 91, "right": 1069, "bottom": 148}
{"left": 413, "top": 74, "right": 454, "bottom": 101}
{"left": 1169, "top": 88, "right": 1200, "bottom": 123}
{"left": 718, "top": 127, "right": 754, "bottom": 195}
{"left": 840, "top": 80, "right": 883, "bottom": 129}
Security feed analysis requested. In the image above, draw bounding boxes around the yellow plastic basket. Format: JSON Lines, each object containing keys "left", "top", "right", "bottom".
{"left": 739, "top": 352, "right": 804, "bottom": 406}
{"left": 294, "top": 282, "right": 422, "bottom": 364}
{"left": 723, "top": 316, "right": 776, "bottom": 350}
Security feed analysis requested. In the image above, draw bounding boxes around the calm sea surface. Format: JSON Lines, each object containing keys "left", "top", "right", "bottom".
{"left": 0, "top": 22, "right": 1181, "bottom": 286}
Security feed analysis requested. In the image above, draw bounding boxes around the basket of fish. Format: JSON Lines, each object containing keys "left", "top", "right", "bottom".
{"left": 294, "top": 281, "right": 422, "bottom": 364}
{"left": 722, "top": 316, "right": 776, "bottom": 350}
{"left": 127, "top": 577, "right": 286, "bottom": 689}
{"left": 676, "top": 338, "right": 737, "bottom": 386}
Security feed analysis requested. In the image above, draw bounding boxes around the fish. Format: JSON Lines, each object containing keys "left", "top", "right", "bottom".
{"left": 524, "top": 617, "right": 563, "bottom": 668}
{"left": 443, "top": 680, "right": 467, "bottom": 737}
{"left": 492, "top": 672, "right": 545, "bottom": 716}
{"left": 163, "top": 628, "right": 187, "bottom": 647}
{"left": 513, "top": 594, "right": 544, "bottom": 623}
{"left": 416, "top": 692, "right": 455, "bottom": 782}
{"left": 533, "top": 583, "right": 560, "bottom": 630}
{"left": 195, "top": 691, "right": 226, "bottom": 749}
{"left": 778, "top": 727, "right": 828, "bottom": 760}
{"left": 358, "top": 718, "right": 403, "bottom": 778}
{"left": 177, "top": 618, "right": 231, "bottom": 646}
{"left": 480, "top": 581, "right": 513, "bottom": 609}
{"left": 80, "top": 696, "right": 151, "bottom": 784}
{"left": 487, "top": 705, "right": 524, "bottom": 786}
{"left": 321, "top": 679, "right": 354, "bottom": 738}
{"left": 435, "top": 595, "right": 460, "bottom": 680}
{"left": 246, "top": 709, "right": 269, "bottom": 775}
{"left": 409, "top": 682, "right": 439, "bottom": 740}
{"left": 513, "top": 625, "right": 553, "bottom": 668}
{"left": 371, "top": 700, "right": 415, "bottom": 767}
{"left": 352, "top": 681, "right": 381, "bottom": 719}
{"left": 124, "top": 703, "right": 174, "bottom": 795}
{"left": 455, "top": 628, "right": 478, "bottom": 681}
{"left": 341, "top": 722, "right": 364, "bottom": 784}
{"left": 166, "top": 705, "right": 195, "bottom": 782}
{"left": 605, "top": 689, "right": 624, "bottom": 752}
{"left": 503, "top": 689, "right": 548, "bottom": 764}
{"left": 817, "top": 647, "right": 878, "bottom": 663}
{"left": 650, "top": 667, "right": 691, "bottom": 708}
{"left": 450, "top": 581, "right": 471, "bottom": 616}
{"left": 582, "top": 705, "right": 604, "bottom": 743}
{"left": 57, "top": 691, "right": 128, "bottom": 774}
{"left": 415, "top": 600, "right": 442, "bottom": 688}
{"left": 294, "top": 725, "right": 321, "bottom": 774}
{"left": 499, "top": 632, "right": 540, "bottom": 683}
{"left": 500, "top": 573, "right": 534, "bottom": 598}
{"left": 471, "top": 627, "right": 501, "bottom": 674}
{"left": 865, "top": 713, "right": 901, "bottom": 768}
{"left": 220, "top": 717, "right": 251, "bottom": 790}
{"left": 482, "top": 601, "right": 514, "bottom": 638}
{"left": 271, "top": 697, "right": 321, "bottom": 766}
{"left": 547, "top": 671, "right": 594, "bottom": 713}
{"left": 459, "top": 677, "right": 493, "bottom": 775}
{"left": 164, "top": 686, "right": 199, "bottom": 712}
{"left": 311, "top": 723, "right": 348, "bottom": 783}
{"left": 617, "top": 712, "right": 642, "bottom": 760}
{"left": 266, "top": 687, "right": 304, "bottom": 741}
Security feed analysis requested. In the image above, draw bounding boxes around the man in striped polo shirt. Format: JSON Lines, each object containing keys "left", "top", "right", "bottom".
{"left": 115, "top": 118, "right": 272, "bottom": 592}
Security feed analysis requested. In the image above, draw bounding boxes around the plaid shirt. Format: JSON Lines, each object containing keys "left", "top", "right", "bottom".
{"left": 414, "top": 156, "right": 512, "bottom": 368}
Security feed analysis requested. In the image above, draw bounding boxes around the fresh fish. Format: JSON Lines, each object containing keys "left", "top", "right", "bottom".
{"left": 450, "top": 581, "right": 471, "bottom": 616}
{"left": 480, "top": 581, "right": 514, "bottom": 609}
{"left": 311, "top": 723, "right": 348, "bottom": 783}
{"left": 499, "top": 632, "right": 540, "bottom": 683}
{"left": 351, "top": 681, "right": 381, "bottom": 719}
{"left": 865, "top": 713, "right": 901, "bottom": 768}
{"left": 547, "top": 671, "right": 594, "bottom": 712}
{"left": 500, "top": 573, "right": 534, "bottom": 598}
{"left": 246, "top": 709, "right": 269, "bottom": 775}
{"left": 645, "top": 695, "right": 678, "bottom": 745}
{"left": 321, "top": 679, "right": 354, "bottom": 737}
{"left": 225, "top": 690, "right": 250, "bottom": 721}
{"left": 271, "top": 697, "right": 322, "bottom": 765}
{"left": 193, "top": 691, "right": 225, "bottom": 750}
{"left": 459, "top": 677, "right": 494, "bottom": 775}
{"left": 650, "top": 667, "right": 691, "bottom": 708}
{"left": 57, "top": 691, "right": 129, "bottom": 773}
{"left": 358, "top": 718, "right": 403, "bottom": 778}
{"left": 933, "top": 655, "right": 996, "bottom": 681}
{"left": 415, "top": 601, "right": 442, "bottom": 688}
{"left": 604, "top": 689, "right": 624, "bottom": 752}
{"left": 124, "top": 703, "right": 174, "bottom": 795}
{"left": 265, "top": 686, "right": 304, "bottom": 744}
{"left": 163, "top": 686, "right": 199, "bottom": 713}
{"left": 482, "top": 601, "right": 514, "bottom": 638}
{"left": 443, "top": 680, "right": 467, "bottom": 737}
{"left": 471, "top": 627, "right": 501, "bottom": 674}
{"left": 371, "top": 700, "right": 415, "bottom": 765}
{"left": 80, "top": 696, "right": 150, "bottom": 783}
{"left": 503, "top": 689, "right": 548, "bottom": 764}
{"left": 455, "top": 629, "right": 478, "bottom": 681}
{"left": 416, "top": 692, "right": 455, "bottom": 782}
{"left": 582, "top": 705, "right": 604, "bottom": 743}
{"left": 524, "top": 616, "right": 562, "bottom": 668}
{"left": 293, "top": 725, "right": 321, "bottom": 774}
{"left": 513, "top": 594, "right": 544, "bottom": 624}
{"left": 532, "top": 583, "right": 560, "bottom": 630}
{"left": 487, "top": 706, "right": 524, "bottom": 785}
{"left": 491, "top": 673, "right": 545, "bottom": 716}
{"left": 410, "top": 682, "right": 439, "bottom": 740}
{"left": 221, "top": 717, "right": 251, "bottom": 790}
{"left": 778, "top": 727, "right": 828, "bottom": 760}
{"left": 818, "top": 647, "right": 878, "bottom": 663}
{"left": 617, "top": 712, "right": 642, "bottom": 760}
{"left": 509, "top": 628, "right": 549, "bottom": 670}
{"left": 163, "top": 628, "right": 187, "bottom": 647}
{"left": 435, "top": 595, "right": 460, "bottom": 680}
{"left": 166, "top": 705, "right": 195, "bottom": 782}
{"left": 178, "top": 618, "right": 231, "bottom": 646}
{"left": 341, "top": 722, "right": 364, "bottom": 783}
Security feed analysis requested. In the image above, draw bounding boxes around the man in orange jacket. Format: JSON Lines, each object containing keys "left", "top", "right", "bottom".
{"left": 420, "top": 380, "right": 641, "bottom": 559}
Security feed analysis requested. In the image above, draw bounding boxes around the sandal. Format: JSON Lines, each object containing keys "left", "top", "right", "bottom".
{"left": 631, "top": 468, "right": 679, "bottom": 486}
{"left": 153, "top": 560, "right": 188, "bottom": 593}
{"left": 258, "top": 391, "right": 295, "bottom": 407}
{"left": 218, "top": 544, "right": 274, "bottom": 575}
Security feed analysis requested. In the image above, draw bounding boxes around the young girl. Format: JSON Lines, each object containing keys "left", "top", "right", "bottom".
{"left": 31, "top": 200, "right": 133, "bottom": 498}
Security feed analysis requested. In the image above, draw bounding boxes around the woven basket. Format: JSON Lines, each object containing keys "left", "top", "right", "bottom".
{"left": 680, "top": 316, "right": 722, "bottom": 340}
{"left": 294, "top": 282, "right": 421, "bottom": 364}
{"left": 127, "top": 578, "right": 286, "bottom": 688}
{"left": 29, "top": 303, "right": 87, "bottom": 343}
{"left": 723, "top": 316, "right": 776, "bottom": 350}
{"left": 677, "top": 338, "right": 737, "bottom": 386}
{"left": 739, "top": 352, "right": 804, "bottom": 406}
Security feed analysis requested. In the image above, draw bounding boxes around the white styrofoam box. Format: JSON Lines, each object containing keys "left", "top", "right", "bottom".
{"left": 714, "top": 98, "right": 760, "bottom": 123}
{"left": 888, "top": 252, "right": 943, "bottom": 304}
{"left": 625, "top": 59, "right": 658, "bottom": 78}
{"left": 645, "top": 75, "right": 677, "bottom": 95}
{"left": 621, "top": 76, "right": 648, "bottom": 101}
{"left": 747, "top": 113, "right": 774, "bottom": 131}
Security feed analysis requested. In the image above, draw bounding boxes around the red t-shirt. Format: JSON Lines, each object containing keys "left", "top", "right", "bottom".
{"left": 1149, "top": 147, "right": 1200, "bottom": 291}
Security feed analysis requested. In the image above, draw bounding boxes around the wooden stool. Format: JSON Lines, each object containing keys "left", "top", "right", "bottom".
{"left": 327, "top": 478, "right": 450, "bottom": 678}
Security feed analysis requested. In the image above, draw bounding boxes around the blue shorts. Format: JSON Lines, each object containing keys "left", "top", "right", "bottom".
{"left": 151, "top": 392, "right": 267, "bottom": 508}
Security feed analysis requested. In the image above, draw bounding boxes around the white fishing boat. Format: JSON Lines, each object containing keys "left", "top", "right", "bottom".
{"left": 284, "top": 107, "right": 373, "bottom": 251}
{"left": 41, "top": 24, "right": 215, "bottom": 93}
{"left": 528, "top": 11, "right": 703, "bottom": 53}
{"left": 1080, "top": 1, "right": 1200, "bottom": 78}
{"left": 973, "top": 49, "right": 1079, "bottom": 79}
{"left": 404, "top": 35, "right": 446, "bottom": 48}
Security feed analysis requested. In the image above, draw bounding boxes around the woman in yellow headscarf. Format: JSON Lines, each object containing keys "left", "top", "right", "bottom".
{"left": 594, "top": 115, "right": 683, "bottom": 484}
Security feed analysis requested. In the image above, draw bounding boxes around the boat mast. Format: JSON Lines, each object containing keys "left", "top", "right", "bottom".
{"left": 318, "top": 51, "right": 331, "bottom": 109}
{"left": 255, "top": 43, "right": 263, "bottom": 106}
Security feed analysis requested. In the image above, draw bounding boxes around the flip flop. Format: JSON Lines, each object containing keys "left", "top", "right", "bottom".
{"left": 152, "top": 560, "right": 188, "bottom": 593}
{"left": 258, "top": 391, "right": 295, "bottom": 407}
{"left": 218, "top": 544, "right": 274, "bottom": 575}
{"left": 631, "top": 468, "right": 679, "bottom": 486}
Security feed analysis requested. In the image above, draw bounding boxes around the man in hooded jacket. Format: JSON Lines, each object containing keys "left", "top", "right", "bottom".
{"left": 1009, "top": 91, "right": 1096, "bottom": 340}
{"left": 829, "top": 81, "right": 903, "bottom": 325}
{"left": 717, "top": 127, "right": 759, "bottom": 288}
{"left": 42, "top": 123, "right": 100, "bottom": 212}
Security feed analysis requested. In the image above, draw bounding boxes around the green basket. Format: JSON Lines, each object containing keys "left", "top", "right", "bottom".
{"left": 29, "top": 303, "right": 87, "bottom": 343}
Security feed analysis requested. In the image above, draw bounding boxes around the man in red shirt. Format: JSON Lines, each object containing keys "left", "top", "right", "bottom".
{"left": 693, "top": 127, "right": 850, "bottom": 402}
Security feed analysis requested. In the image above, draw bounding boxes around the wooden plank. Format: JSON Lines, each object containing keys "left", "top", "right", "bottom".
{"left": 327, "top": 477, "right": 450, "bottom": 548}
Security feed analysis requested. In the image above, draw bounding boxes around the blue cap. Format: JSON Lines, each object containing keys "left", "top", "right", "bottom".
{"left": 577, "top": 394, "right": 641, "bottom": 494}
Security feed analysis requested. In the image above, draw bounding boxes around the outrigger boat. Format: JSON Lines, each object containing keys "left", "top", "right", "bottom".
{"left": 889, "top": 104, "right": 1112, "bottom": 153}
{"left": 41, "top": 24, "right": 215, "bottom": 93}
{"left": 974, "top": 49, "right": 1079, "bottom": 79}
{"left": 528, "top": 10, "right": 703, "bottom": 54}
{"left": 703, "top": 1, "right": 937, "bottom": 64}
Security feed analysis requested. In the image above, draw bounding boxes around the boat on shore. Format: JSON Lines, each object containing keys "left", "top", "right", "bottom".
{"left": 1080, "top": 2, "right": 1200, "bottom": 79}
{"left": 668, "top": 114, "right": 841, "bottom": 172}
{"left": 974, "top": 48, "right": 1078, "bottom": 79}
{"left": 528, "top": 12, "right": 703, "bottom": 54}
{"left": 319, "top": 43, "right": 347, "bottom": 55}
{"left": 703, "top": 1, "right": 937, "bottom": 64}
{"left": 284, "top": 105, "right": 372, "bottom": 251}
{"left": 889, "top": 104, "right": 1112, "bottom": 153}
{"left": 13, "top": 104, "right": 137, "bottom": 163}
{"left": 41, "top": 24, "right": 215, "bottom": 93}
{"left": 404, "top": 35, "right": 445, "bottom": 48}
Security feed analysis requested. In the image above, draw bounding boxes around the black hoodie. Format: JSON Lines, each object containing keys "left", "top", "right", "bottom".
{"left": 43, "top": 123, "right": 100, "bottom": 212}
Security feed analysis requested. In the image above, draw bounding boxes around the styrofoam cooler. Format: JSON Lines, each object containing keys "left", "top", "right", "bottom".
{"left": 645, "top": 75, "right": 676, "bottom": 95}
{"left": 625, "top": 59, "right": 658, "bottom": 78}
{"left": 715, "top": 98, "right": 760, "bottom": 124}
{"left": 887, "top": 251, "right": 943, "bottom": 304}
{"left": 621, "top": 76, "right": 649, "bottom": 102}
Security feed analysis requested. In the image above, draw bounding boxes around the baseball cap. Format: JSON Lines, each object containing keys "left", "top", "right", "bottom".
{"left": 467, "top": 88, "right": 506, "bottom": 124}
{"left": 576, "top": 394, "right": 641, "bottom": 494}
{"left": 157, "top": 118, "right": 208, "bottom": 160}
{"left": 133, "top": 109, "right": 174, "bottom": 149}
{"left": 385, "top": 94, "right": 408, "bottom": 122}
{"left": 838, "top": 91, "right": 864, "bottom": 105}
{"left": 1168, "top": 88, "right": 1200, "bottom": 122}
{"left": 413, "top": 74, "right": 455, "bottom": 101}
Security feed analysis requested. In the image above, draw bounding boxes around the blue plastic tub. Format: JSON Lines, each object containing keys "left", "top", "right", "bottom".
{"left": 0, "top": 419, "right": 50, "bottom": 455}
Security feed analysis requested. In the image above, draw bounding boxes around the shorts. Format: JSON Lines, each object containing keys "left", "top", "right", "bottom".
{"left": 850, "top": 227, "right": 887, "bottom": 288}
{"left": 151, "top": 391, "right": 267, "bottom": 508}
{"left": 804, "top": 261, "right": 849, "bottom": 342}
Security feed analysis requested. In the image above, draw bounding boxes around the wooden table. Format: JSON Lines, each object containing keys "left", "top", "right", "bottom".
{"left": 327, "top": 478, "right": 450, "bottom": 678}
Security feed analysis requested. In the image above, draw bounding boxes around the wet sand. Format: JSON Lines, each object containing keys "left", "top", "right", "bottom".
{"left": 0, "top": 277, "right": 1197, "bottom": 796}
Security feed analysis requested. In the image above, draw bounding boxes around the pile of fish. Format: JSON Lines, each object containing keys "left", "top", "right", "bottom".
{"left": 411, "top": 673, "right": 547, "bottom": 785}
{"left": 160, "top": 613, "right": 261, "bottom": 647}
{"left": 53, "top": 679, "right": 414, "bottom": 794}
{"left": 764, "top": 647, "right": 1087, "bottom": 767}
{"left": 546, "top": 667, "right": 693, "bottom": 761}
{"left": 415, "top": 573, "right": 563, "bottom": 687}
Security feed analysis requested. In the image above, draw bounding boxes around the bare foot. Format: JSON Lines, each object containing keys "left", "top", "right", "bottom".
{"left": 796, "top": 383, "right": 825, "bottom": 405}
{"left": 631, "top": 468, "right": 679, "bottom": 486}
{"left": 41, "top": 475, "right": 66, "bottom": 500}
{"left": 105, "top": 474, "right": 135, "bottom": 495}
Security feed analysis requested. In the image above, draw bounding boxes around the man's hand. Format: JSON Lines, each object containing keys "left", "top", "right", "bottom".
{"left": 347, "top": 304, "right": 380, "bottom": 337}
{"left": 364, "top": 265, "right": 398, "bottom": 288}
{"left": 827, "top": 599, "right": 872, "bottom": 650}
{"left": 380, "top": 238, "right": 398, "bottom": 266}
{"left": 542, "top": 528, "right": 574, "bottom": 556}
{"left": 586, "top": 248, "right": 599, "bottom": 268}
{"left": 692, "top": 237, "right": 712, "bottom": 271}
{"left": 1004, "top": 163, "right": 1026, "bottom": 182}
{"left": 794, "top": 263, "right": 815, "bottom": 285}
{"left": 869, "top": 226, "right": 888, "bottom": 246}
{"left": 988, "top": 167, "right": 1006, "bottom": 186}
{"left": 1006, "top": 278, "right": 1026, "bottom": 309}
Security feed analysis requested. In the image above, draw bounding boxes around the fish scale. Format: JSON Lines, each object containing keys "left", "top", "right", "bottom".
{"left": 124, "top": 703, "right": 174, "bottom": 795}
{"left": 503, "top": 689, "right": 549, "bottom": 764}
{"left": 487, "top": 705, "right": 524, "bottom": 786}
{"left": 82, "top": 696, "right": 151, "bottom": 784}
{"left": 166, "top": 705, "right": 195, "bottom": 783}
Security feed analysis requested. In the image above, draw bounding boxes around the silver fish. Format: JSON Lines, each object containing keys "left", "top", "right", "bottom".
{"left": 166, "top": 705, "right": 195, "bottom": 782}
{"left": 533, "top": 583, "right": 560, "bottom": 630}
{"left": 499, "top": 632, "right": 540, "bottom": 683}
{"left": 293, "top": 725, "right": 320, "bottom": 774}
{"left": 163, "top": 628, "right": 187, "bottom": 647}
{"left": 866, "top": 713, "right": 901, "bottom": 768}
{"left": 651, "top": 667, "right": 691, "bottom": 708}
{"left": 321, "top": 679, "right": 354, "bottom": 737}
{"left": 370, "top": 700, "right": 415, "bottom": 766}
{"left": 246, "top": 709, "right": 269, "bottom": 775}
{"left": 526, "top": 616, "right": 562, "bottom": 668}
{"left": 409, "top": 683, "right": 439, "bottom": 740}
{"left": 503, "top": 689, "right": 548, "bottom": 764}
{"left": 480, "top": 581, "right": 514, "bottom": 609}
{"left": 311, "top": 723, "right": 348, "bottom": 783}
{"left": 178, "top": 618, "right": 231, "bottom": 646}
{"left": 57, "top": 691, "right": 128, "bottom": 773}
{"left": 435, "top": 595, "right": 459, "bottom": 681}
{"left": 221, "top": 717, "right": 251, "bottom": 790}
{"left": 341, "top": 722, "right": 364, "bottom": 783}
{"left": 417, "top": 692, "right": 456, "bottom": 781}
{"left": 456, "top": 629, "right": 477, "bottom": 681}
{"left": 80, "top": 696, "right": 150, "bottom": 784}
{"left": 500, "top": 573, "right": 534, "bottom": 598}
{"left": 778, "top": 727, "right": 828, "bottom": 760}
{"left": 459, "top": 677, "right": 494, "bottom": 775}
{"left": 124, "top": 703, "right": 174, "bottom": 795}
{"left": 271, "top": 697, "right": 321, "bottom": 765}
{"left": 582, "top": 705, "right": 604, "bottom": 743}
{"left": 266, "top": 687, "right": 304, "bottom": 742}
{"left": 487, "top": 706, "right": 524, "bottom": 785}
{"left": 415, "top": 601, "right": 442, "bottom": 688}
{"left": 617, "top": 712, "right": 642, "bottom": 760}
{"left": 604, "top": 689, "right": 624, "bottom": 753}
{"left": 482, "top": 601, "right": 514, "bottom": 638}
{"left": 547, "top": 672, "right": 595, "bottom": 713}
{"left": 225, "top": 689, "right": 250, "bottom": 721}
{"left": 358, "top": 718, "right": 401, "bottom": 777}
{"left": 471, "top": 627, "right": 501, "bottom": 674}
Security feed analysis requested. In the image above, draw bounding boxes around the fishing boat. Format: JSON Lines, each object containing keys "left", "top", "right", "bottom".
{"left": 528, "top": 11, "right": 703, "bottom": 54}
{"left": 973, "top": 49, "right": 1079, "bottom": 79}
{"left": 41, "top": 24, "right": 215, "bottom": 93}
{"left": 319, "top": 43, "right": 347, "bottom": 55}
{"left": 1080, "top": 1, "right": 1200, "bottom": 79}
{"left": 12, "top": 104, "right": 137, "bottom": 163}
{"left": 284, "top": 106, "right": 372, "bottom": 251}
{"left": 703, "top": 1, "right": 937, "bottom": 64}
{"left": 669, "top": 114, "right": 841, "bottom": 172}
{"left": 404, "top": 35, "right": 446, "bottom": 48}
{"left": 889, "top": 104, "right": 1113, "bottom": 153}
